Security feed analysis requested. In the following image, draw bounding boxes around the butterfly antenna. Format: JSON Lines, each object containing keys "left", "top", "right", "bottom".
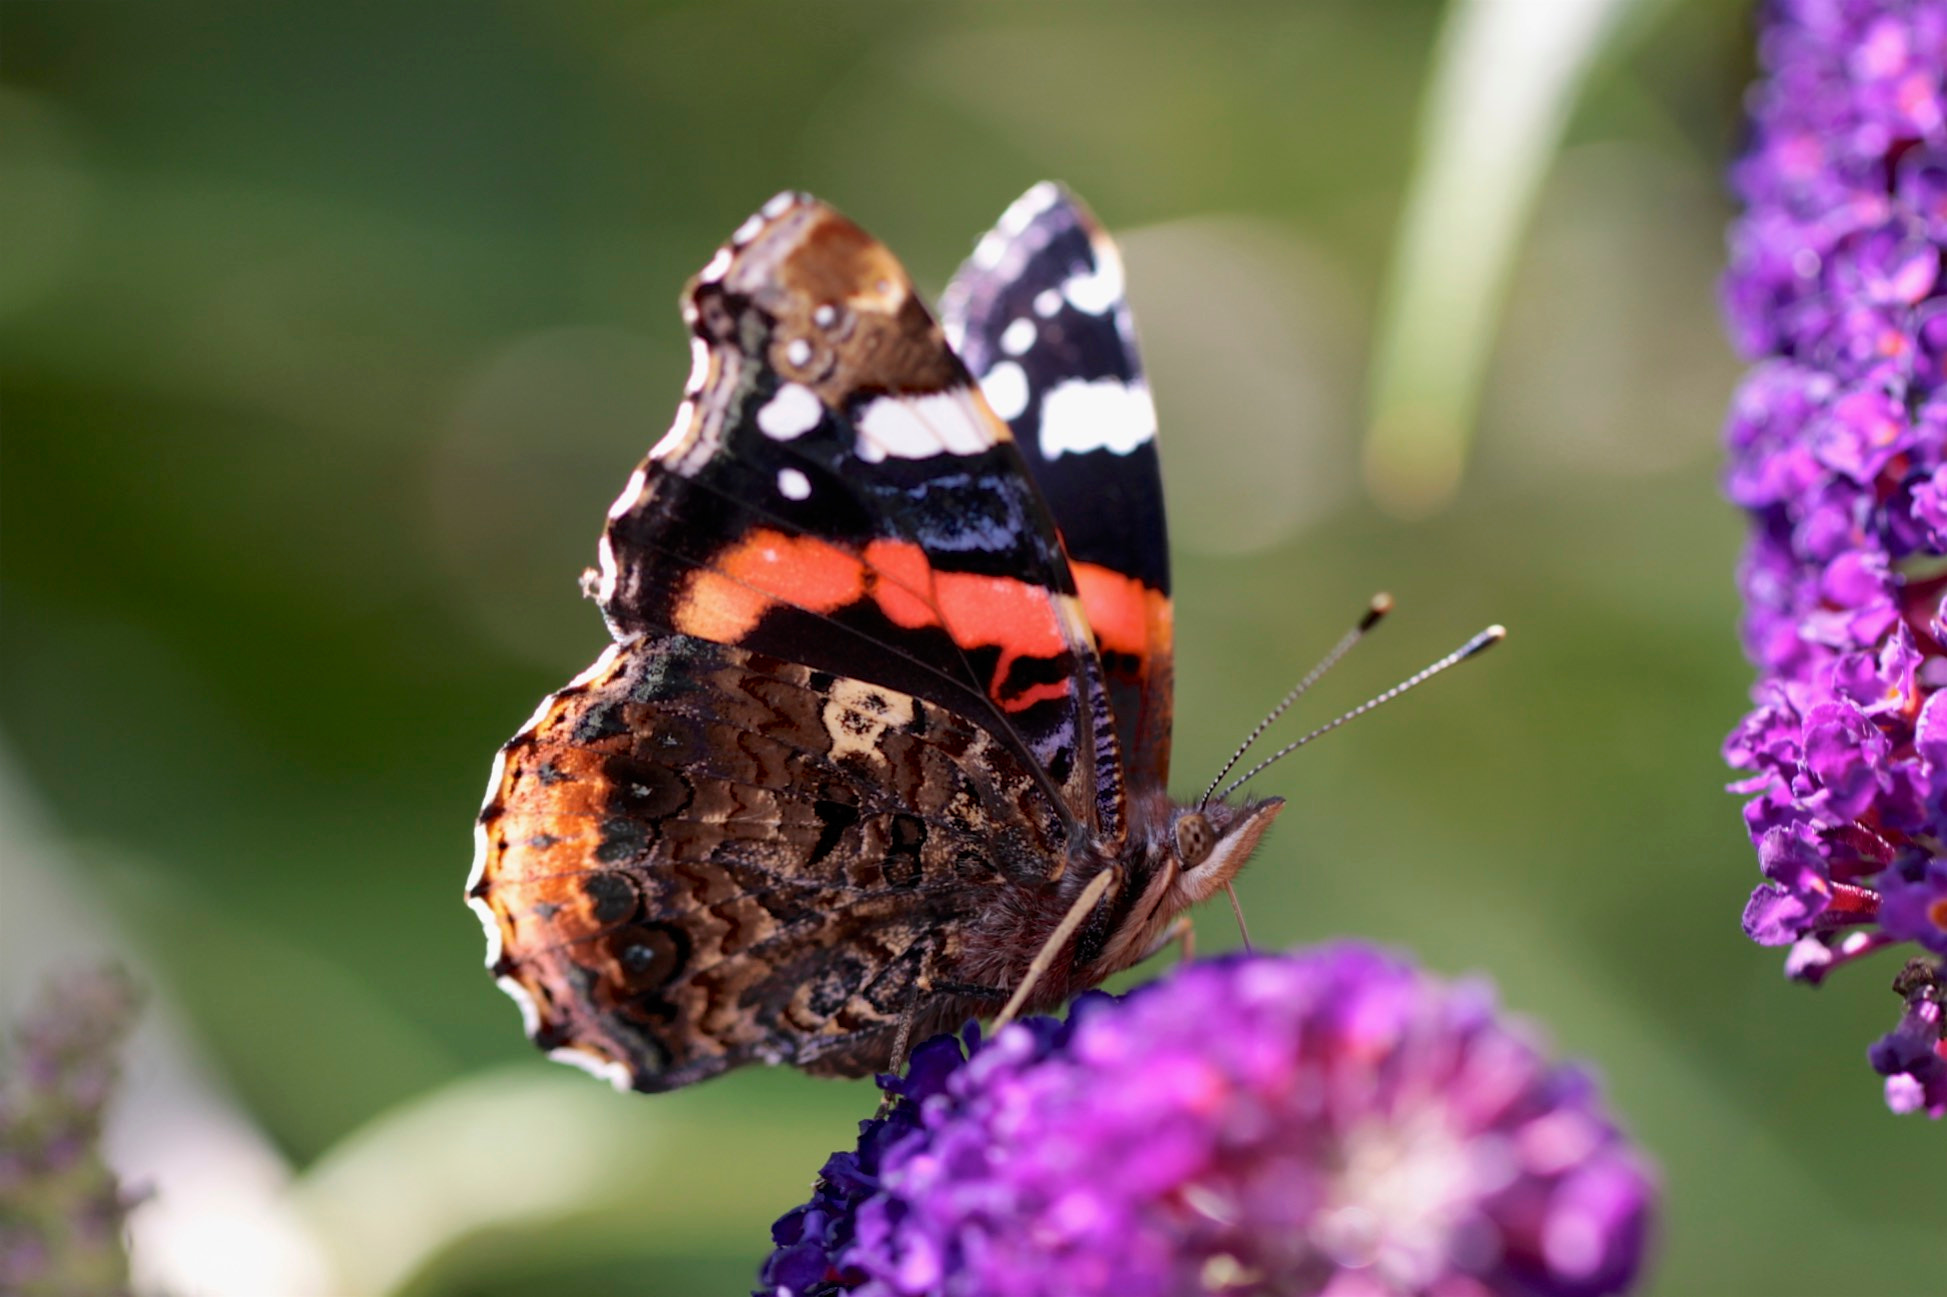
{"left": 1215, "top": 624, "right": 1506, "bottom": 804}
{"left": 1198, "top": 593, "right": 1393, "bottom": 810}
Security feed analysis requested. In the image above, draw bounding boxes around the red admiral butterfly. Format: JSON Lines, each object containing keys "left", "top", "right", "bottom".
{"left": 467, "top": 184, "right": 1286, "bottom": 1090}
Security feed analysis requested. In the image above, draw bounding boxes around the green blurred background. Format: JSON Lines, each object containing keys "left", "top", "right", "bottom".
{"left": 4, "top": 2, "right": 1940, "bottom": 1294}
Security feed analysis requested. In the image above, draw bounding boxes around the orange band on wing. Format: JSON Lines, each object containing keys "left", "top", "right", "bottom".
{"left": 676, "top": 530, "right": 868, "bottom": 641}
{"left": 1072, "top": 561, "right": 1173, "bottom": 661}
{"left": 675, "top": 528, "right": 1076, "bottom": 712}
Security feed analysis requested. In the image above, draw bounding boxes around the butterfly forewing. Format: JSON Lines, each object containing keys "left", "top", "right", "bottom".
{"left": 940, "top": 182, "right": 1175, "bottom": 794}
{"left": 594, "top": 195, "right": 1125, "bottom": 842}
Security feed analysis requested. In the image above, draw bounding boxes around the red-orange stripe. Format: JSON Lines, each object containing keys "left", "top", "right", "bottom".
{"left": 675, "top": 529, "right": 1078, "bottom": 712}
{"left": 1072, "top": 560, "right": 1172, "bottom": 663}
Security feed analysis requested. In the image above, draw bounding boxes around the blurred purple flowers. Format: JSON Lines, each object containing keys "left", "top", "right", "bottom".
{"left": 1722, "top": 0, "right": 1947, "bottom": 1115}
{"left": 0, "top": 968, "right": 142, "bottom": 1296}
{"left": 758, "top": 947, "right": 1654, "bottom": 1297}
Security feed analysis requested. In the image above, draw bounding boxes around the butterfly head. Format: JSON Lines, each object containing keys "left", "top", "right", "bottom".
{"left": 1090, "top": 797, "right": 1286, "bottom": 980}
{"left": 1165, "top": 798, "right": 1284, "bottom": 907}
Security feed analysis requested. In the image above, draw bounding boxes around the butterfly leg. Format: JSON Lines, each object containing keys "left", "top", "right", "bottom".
{"left": 871, "top": 977, "right": 928, "bottom": 1118}
{"left": 1136, "top": 894, "right": 1242, "bottom": 966}
{"left": 1136, "top": 914, "right": 1195, "bottom": 966}
{"left": 885, "top": 978, "right": 924, "bottom": 1079}
{"left": 993, "top": 867, "right": 1118, "bottom": 1030}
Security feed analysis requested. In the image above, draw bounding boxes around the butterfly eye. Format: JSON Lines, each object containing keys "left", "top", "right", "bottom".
{"left": 1174, "top": 812, "right": 1215, "bottom": 870}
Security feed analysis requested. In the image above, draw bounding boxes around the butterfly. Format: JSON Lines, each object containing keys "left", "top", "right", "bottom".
{"left": 466, "top": 184, "right": 1285, "bottom": 1091}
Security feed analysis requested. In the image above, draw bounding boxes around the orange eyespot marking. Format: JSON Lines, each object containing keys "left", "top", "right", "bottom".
{"left": 1928, "top": 896, "right": 1947, "bottom": 931}
{"left": 1072, "top": 561, "right": 1172, "bottom": 661}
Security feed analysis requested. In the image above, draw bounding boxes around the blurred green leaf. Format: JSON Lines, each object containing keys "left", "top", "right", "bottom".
{"left": 1365, "top": 0, "right": 1673, "bottom": 516}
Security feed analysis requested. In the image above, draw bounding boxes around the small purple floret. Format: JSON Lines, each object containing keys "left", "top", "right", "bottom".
{"left": 756, "top": 947, "right": 1656, "bottom": 1297}
{"left": 1722, "top": 0, "right": 1947, "bottom": 1115}
{"left": 0, "top": 969, "right": 142, "bottom": 1294}
{"left": 1869, "top": 961, "right": 1947, "bottom": 1117}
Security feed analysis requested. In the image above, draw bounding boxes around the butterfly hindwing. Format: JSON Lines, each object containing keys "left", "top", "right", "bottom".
{"left": 939, "top": 183, "right": 1175, "bottom": 795}
{"left": 468, "top": 635, "right": 1073, "bottom": 1089}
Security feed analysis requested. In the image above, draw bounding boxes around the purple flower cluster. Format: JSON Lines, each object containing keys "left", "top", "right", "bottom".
{"left": 1721, "top": 0, "right": 1947, "bottom": 1115}
{"left": 758, "top": 947, "right": 1654, "bottom": 1297}
{"left": 0, "top": 968, "right": 142, "bottom": 1297}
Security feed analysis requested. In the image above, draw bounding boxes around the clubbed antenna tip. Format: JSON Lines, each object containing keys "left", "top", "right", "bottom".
{"left": 1197, "top": 593, "right": 1396, "bottom": 809}
{"left": 1462, "top": 624, "right": 1506, "bottom": 658}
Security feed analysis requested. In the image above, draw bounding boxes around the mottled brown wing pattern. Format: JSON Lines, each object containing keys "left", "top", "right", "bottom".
{"left": 467, "top": 631, "right": 1072, "bottom": 1090}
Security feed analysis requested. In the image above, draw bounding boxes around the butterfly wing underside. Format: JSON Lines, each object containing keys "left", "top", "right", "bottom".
{"left": 469, "top": 193, "right": 1135, "bottom": 1089}
{"left": 470, "top": 636, "right": 1068, "bottom": 1088}
{"left": 940, "top": 183, "right": 1175, "bottom": 794}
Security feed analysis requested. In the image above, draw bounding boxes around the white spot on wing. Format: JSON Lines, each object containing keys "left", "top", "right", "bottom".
{"left": 980, "top": 361, "right": 1030, "bottom": 422}
{"left": 697, "top": 246, "right": 733, "bottom": 283}
{"left": 500, "top": 977, "right": 543, "bottom": 1036}
{"left": 813, "top": 304, "right": 837, "bottom": 328}
{"left": 756, "top": 383, "right": 823, "bottom": 440}
{"left": 855, "top": 388, "right": 1002, "bottom": 460}
{"left": 549, "top": 1046, "right": 635, "bottom": 1091}
{"left": 650, "top": 399, "right": 699, "bottom": 464}
{"left": 592, "top": 533, "right": 619, "bottom": 601}
{"left": 509, "top": 690, "right": 562, "bottom": 749}
{"left": 607, "top": 466, "right": 647, "bottom": 519}
{"left": 785, "top": 338, "right": 812, "bottom": 367}
{"left": 466, "top": 817, "right": 504, "bottom": 961}
{"left": 971, "top": 230, "right": 1007, "bottom": 270}
{"left": 998, "top": 181, "right": 1062, "bottom": 237}
{"left": 468, "top": 894, "right": 503, "bottom": 965}
{"left": 566, "top": 642, "right": 625, "bottom": 688}
{"left": 731, "top": 212, "right": 765, "bottom": 245}
{"left": 472, "top": 742, "right": 512, "bottom": 832}
{"left": 778, "top": 467, "right": 811, "bottom": 500}
{"left": 1000, "top": 318, "right": 1037, "bottom": 355}
{"left": 1062, "top": 246, "right": 1125, "bottom": 315}
{"left": 1034, "top": 288, "right": 1062, "bottom": 318}
{"left": 686, "top": 337, "right": 711, "bottom": 391}
{"left": 1039, "top": 377, "right": 1157, "bottom": 458}
{"left": 762, "top": 190, "right": 796, "bottom": 218}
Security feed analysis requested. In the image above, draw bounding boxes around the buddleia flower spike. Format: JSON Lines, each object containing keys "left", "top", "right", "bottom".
{"left": 1722, "top": 0, "right": 1947, "bottom": 1116}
